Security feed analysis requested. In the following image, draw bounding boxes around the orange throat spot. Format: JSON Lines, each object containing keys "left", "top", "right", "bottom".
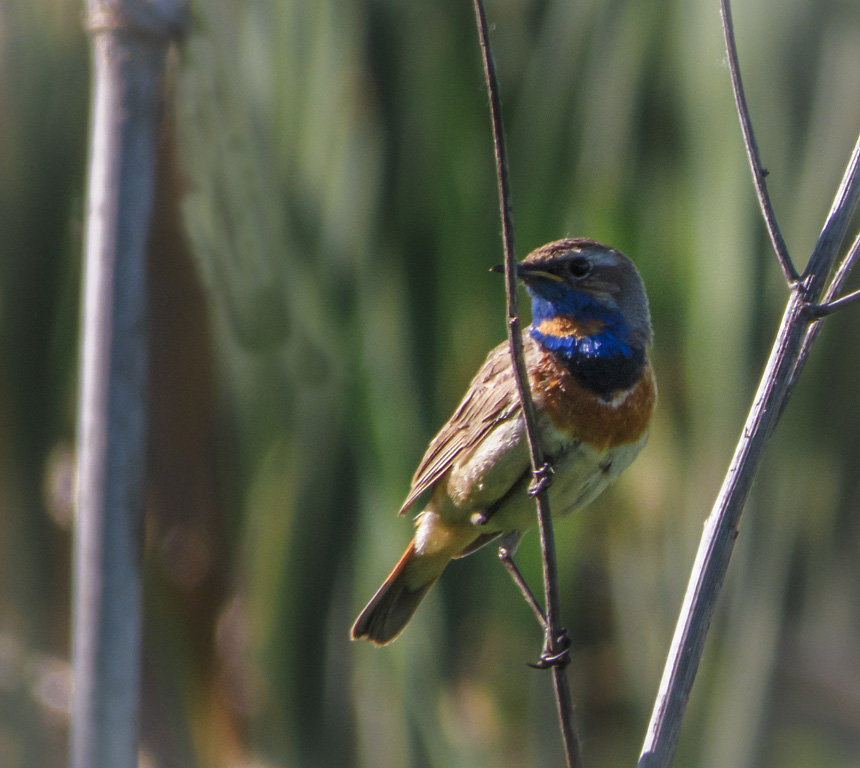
{"left": 535, "top": 316, "right": 607, "bottom": 339}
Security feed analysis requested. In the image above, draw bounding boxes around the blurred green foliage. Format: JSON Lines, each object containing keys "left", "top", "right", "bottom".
{"left": 2, "top": 0, "right": 860, "bottom": 766}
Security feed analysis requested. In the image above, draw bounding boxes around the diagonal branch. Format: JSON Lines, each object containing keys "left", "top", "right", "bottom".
{"left": 807, "top": 286, "right": 860, "bottom": 317}
{"left": 786, "top": 136, "right": 860, "bottom": 396}
{"left": 801, "top": 133, "right": 860, "bottom": 282}
{"left": 471, "top": 1, "right": 583, "bottom": 766}
{"left": 720, "top": 0, "right": 798, "bottom": 283}
{"left": 805, "top": 228, "right": 860, "bottom": 317}
{"left": 499, "top": 547, "right": 549, "bottom": 629}
{"left": 819, "top": 228, "right": 860, "bottom": 305}
{"left": 638, "top": 129, "right": 860, "bottom": 768}
{"left": 639, "top": 6, "right": 860, "bottom": 765}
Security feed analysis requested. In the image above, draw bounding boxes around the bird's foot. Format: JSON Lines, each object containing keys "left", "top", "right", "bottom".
{"left": 528, "top": 628, "right": 571, "bottom": 669}
{"left": 528, "top": 462, "right": 554, "bottom": 496}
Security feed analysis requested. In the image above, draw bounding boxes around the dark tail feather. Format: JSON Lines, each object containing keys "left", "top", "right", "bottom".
{"left": 351, "top": 541, "right": 446, "bottom": 645}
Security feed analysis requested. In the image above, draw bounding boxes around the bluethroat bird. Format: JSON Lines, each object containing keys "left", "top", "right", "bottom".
{"left": 352, "top": 238, "right": 655, "bottom": 645}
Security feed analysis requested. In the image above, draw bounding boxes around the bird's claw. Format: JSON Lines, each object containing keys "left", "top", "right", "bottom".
{"left": 527, "top": 628, "right": 571, "bottom": 669}
{"left": 528, "top": 462, "right": 554, "bottom": 496}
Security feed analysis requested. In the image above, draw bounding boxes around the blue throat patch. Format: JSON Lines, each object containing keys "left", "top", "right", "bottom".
{"left": 527, "top": 285, "right": 645, "bottom": 398}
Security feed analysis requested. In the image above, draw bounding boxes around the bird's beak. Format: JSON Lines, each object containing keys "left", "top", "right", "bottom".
{"left": 490, "top": 262, "right": 563, "bottom": 282}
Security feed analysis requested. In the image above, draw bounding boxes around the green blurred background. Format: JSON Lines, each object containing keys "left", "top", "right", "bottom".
{"left": 2, "top": 0, "right": 859, "bottom": 766}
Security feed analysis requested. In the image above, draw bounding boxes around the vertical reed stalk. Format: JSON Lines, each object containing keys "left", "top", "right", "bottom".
{"left": 71, "top": 4, "right": 186, "bottom": 767}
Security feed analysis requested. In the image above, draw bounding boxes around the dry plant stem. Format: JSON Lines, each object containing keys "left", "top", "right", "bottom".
{"left": 72, "top": 3, "right": 186, "bottom": 768}
{"left": 471, "top": 1, "right": 583, "bottom": 766}
{"left": 720, "top": 0, "right": 797, "bottom": 283}
{"left": 806, "top": 232, "right": 860, "bottom": 317}
{"left": 790, "top": 160, "right": 860, "bottom": 391}
{"left": 802, "top": 137, "right": 860, "bottom": 283}
{"left": 499, "top": 548, "right": 548, "bottom": 629}
{"left": 819, "top": 230, "right": 860, "bottom": 304}
{"left": 638, "top": 131, "right": 860, "bottom": 768}
{"left": 808, "top": 287, "right": 860, "bottom": 317}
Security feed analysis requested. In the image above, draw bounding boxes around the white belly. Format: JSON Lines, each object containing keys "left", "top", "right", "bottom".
{"left": 473, "top": 427, "right": 649, "bottom": 535}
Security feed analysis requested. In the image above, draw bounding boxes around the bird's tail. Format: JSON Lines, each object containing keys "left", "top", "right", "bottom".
{"left": 350, "top": 540, "right": 445, "bottom": 645}
{"left": 351, "top": 516, "right": 477, "bottom": 645}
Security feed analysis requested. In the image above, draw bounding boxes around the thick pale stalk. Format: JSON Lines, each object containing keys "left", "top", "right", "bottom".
{"left": 71, "top": 4, "right": 185, "bottom": 765}
{"left": 638, "top": 132, "right": 860, "bottom": 768}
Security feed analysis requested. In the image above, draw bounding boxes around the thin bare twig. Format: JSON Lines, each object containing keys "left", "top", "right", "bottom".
{"left": 471, "top": 1, "right": 582, "bottom": 765}
{"left": 720, "top": 0, "right": 798, "bottom": 283}
{"left": 638, "top": 126, "right": 860, "bottom": 766}
{"left": 499, "top": 548, "right": 548, "bottom": 629}
{"left": 807, "top": 286, "right": 860, "bottom": 317}
{"left": 802, "top": 138, "right": 860, "bottom": 284}
{"left": 787, "top": 142, "right": 860, "bottom": 395}
{"left": 820, "top": 229, "right": 860, "bottom": 305}
{"left": 805, "top": 231, "right": 860, "bottom": 317}
{"left": 72, "top": 3, "right": 187, "bottom": 768}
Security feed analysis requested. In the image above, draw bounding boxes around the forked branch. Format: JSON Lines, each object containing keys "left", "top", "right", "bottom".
{"left": 638, "top": 2, "right": 860, "bottom": 764}
{"left": 720, "top": 0, "right": 798, "bottom": 283}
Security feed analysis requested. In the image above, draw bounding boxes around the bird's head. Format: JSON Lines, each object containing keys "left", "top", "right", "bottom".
{"left": 493, "top": 238, "right": 653, "bottom": 350}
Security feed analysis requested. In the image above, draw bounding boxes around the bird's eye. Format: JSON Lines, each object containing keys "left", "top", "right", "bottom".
{"left": 568, "top": 256, "right": 591, "bottom": 278}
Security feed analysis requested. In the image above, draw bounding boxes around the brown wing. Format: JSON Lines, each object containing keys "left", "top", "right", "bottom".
{"left": 399, "top": 340, "right": 524, "bottom": 514}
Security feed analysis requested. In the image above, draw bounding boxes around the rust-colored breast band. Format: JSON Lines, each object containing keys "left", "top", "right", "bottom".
{"left": 530, "top": 352, "right": 656, "bottom": 450}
